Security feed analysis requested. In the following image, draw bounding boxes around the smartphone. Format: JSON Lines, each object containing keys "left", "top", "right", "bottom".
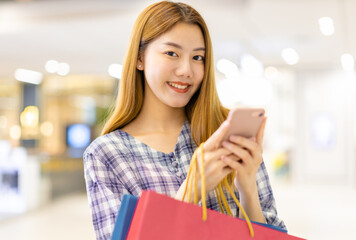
{"left": 220, "top": 108, "right": 265, "bottom": 144}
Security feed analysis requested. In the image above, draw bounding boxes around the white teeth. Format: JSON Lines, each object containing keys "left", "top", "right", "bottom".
{"left": 168, "top": 82, "right": 189, "bottom": 89}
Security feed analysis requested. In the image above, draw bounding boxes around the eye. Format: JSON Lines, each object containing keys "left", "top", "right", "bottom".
{"left": 193, "top": 55, "right": 205, "bottom": 61}
{"left": 165, "top": 51, "right": 178, "bottom": 57}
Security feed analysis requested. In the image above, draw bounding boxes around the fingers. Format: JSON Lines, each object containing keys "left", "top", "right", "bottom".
{"left": 222, "top": 141, "right": 252, "bottom": 163}
{"left": 221, "top": 155, "right": 242, "bottom": 172}
{"left": 197, "top": 147, "right": 231, "bottom": 165}
{"left": 194, "top": 147, "right": 234, "bottom": 193}
{"left": 204, "top": 120, "right": 231, "bottom": 151}
{"left": 228, "top": 136, "right": 259, "bottom": 155}
{"left": 208, "top": 148, "right": 231, "bottom": 160}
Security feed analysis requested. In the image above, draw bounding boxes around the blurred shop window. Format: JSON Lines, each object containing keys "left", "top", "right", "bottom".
{"left": 1, "top": 171, "right": 19, "bottom": 194}
{"left": 40, "top": 75, "right": 116, "bottom": 156}
{"left": 0, "top": 141, "right": 28, "bottom": 214}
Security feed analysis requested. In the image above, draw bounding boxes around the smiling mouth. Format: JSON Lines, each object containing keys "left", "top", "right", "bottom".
{"left": 167, "top": 81, "right": 190, "bottom": 89}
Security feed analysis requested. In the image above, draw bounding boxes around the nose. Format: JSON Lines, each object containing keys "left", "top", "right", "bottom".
{"left": 176, "top": 57, "right": 193, "bottom": 78}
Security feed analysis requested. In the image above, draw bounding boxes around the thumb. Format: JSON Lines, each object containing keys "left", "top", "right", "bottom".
{"left": 204, "top": 120, "right": 231, "bottom": 151}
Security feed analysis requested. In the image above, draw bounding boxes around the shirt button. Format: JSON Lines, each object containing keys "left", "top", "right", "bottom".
{"left": 172, "top": 161, "right": 178, "bottom": 167}
{"left": 176, "top": 171, "right": 182, "bottom": 177}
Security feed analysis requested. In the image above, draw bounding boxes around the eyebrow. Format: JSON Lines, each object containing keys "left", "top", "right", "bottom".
{"left": 163, "top": 42, "right": 205, "bottom": 51}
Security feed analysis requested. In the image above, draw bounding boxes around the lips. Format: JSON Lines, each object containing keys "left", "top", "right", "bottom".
{"left": 167, "top": 81, "right": 191, "bottom": 93}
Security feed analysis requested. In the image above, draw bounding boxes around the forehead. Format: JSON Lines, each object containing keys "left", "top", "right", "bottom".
{"left": 152, "top": 22, "right": 205, "bottom": 48}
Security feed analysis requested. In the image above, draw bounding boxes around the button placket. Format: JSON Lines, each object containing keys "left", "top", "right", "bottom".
{"left": 167, "top": 153, "right": 176, "bottom": 173}
{"left": 169, "top": 152, "right": 181, "bottom": 176}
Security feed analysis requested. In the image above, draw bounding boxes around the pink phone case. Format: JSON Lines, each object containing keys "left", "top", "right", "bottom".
{"left": 221, "top": 108, "right": 265, "bottom": 143}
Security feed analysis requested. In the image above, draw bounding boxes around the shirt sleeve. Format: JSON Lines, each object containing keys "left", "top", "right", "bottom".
{"left": 83, "top": 151, "right": 130, "bottom": 240}
{"left": 256, "top": 161, "right": 287, "bottom": 230}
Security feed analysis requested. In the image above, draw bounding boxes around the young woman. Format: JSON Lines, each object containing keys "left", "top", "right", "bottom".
{"left": 84, "top": 1, "right": 286, "bottom": 239}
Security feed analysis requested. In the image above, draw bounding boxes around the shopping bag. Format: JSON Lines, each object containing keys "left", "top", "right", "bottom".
{"left": 111, "top": 194, "right": 139, "bottom": 240}
{"left": 126, "top": 190, "right": 305, "bottom": 240}
{"left": 110, "top": 192, "right": 288, "bottom": 240}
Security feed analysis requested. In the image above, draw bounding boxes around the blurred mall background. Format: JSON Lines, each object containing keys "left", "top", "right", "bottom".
{"left": 0, "top": 0, "right": 355, "bottom": 239}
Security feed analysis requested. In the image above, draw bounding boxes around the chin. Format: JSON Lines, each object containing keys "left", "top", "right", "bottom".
{"left": 167, "top": 100, "right": 190, "bottom": 109}
{"left": 170, "top": 103, "right": 188, "bottom": 109}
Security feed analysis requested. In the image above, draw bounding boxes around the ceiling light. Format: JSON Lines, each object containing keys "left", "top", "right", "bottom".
{"left": 14, "top": 68, "right": 43, "bottom": 85}
{"left": 318, "top": 17, "right": 335, "bottom": 36}
{"left": 281, "top": 48, "right": 299, "bottom": 65}
{"left": 45, "top": 60, "right": 59, "bottom": 73}
{"left": 341, "top": 53, "right": 355, "bottom": 72}
{"left": 57, "top": 62, "right": 70, "bottom": 76}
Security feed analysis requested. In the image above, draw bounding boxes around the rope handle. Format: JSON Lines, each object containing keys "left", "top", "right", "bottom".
{"left": 182, "top": 142, "right": 255, "bottom": 237}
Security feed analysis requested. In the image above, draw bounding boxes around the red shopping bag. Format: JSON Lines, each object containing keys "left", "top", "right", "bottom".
{"left": 126, "top": 190, "right": 305, "bottom": 240}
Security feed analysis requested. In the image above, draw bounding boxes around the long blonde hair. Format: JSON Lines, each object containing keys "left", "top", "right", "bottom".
{"left": 102, "top": 1, "right": 228, "bottom": 145}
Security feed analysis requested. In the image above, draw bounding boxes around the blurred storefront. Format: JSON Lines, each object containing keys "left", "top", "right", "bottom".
{"left": 0, "top": 74, "right": 117, "bottom": 218}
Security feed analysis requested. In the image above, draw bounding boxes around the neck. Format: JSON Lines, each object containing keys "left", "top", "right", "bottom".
{"left": 133, "top": 87, "right": 186, "bottom": 133}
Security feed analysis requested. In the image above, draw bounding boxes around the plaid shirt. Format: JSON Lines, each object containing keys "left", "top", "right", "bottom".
{"left": 83, "top": 120, "right": 286, "bottom": 240}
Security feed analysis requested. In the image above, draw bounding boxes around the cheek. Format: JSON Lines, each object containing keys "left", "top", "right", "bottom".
{"left": 144, "top": 58, "right": 172, "bottom": 84}
{"left": 195, "top": 65, "right": 205, "bottom": 85}
{"left": 144, "top": 65, "right": 163, "bottom": 85}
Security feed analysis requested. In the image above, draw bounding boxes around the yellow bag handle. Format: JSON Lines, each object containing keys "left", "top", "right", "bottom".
{"left": 182, "top": 143, "right": 254, "bottom": 237}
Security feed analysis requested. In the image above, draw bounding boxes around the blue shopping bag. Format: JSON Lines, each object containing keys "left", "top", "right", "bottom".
{"left": 111, "top": 194, "right": 139, "bottom": 240}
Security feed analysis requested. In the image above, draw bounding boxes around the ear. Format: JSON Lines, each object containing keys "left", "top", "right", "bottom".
{"left": 137, "top": 54, "right": 144, "bottom": 71}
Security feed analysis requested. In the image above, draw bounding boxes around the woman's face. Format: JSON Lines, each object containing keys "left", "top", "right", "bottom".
{"left": 139, "top": 22, "right": 205, "bottom": 109}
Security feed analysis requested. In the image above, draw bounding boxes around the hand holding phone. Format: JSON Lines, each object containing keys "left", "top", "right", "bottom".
{"left": 220, "top": 108, "right": 265, "bottom": 146}
{"left": 219, "top": 108, "right": 266, "bottom": 195}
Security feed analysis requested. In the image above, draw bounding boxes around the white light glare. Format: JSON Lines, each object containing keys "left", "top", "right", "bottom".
{"left": 318, "top": 17, "right": 335, "bottom": 36}
{"left": 341, "top": 53, "right": 355, "bottom": 72}
{"left": 264, "top": 66, "right": 279, "bottom": 79}
{"left": 281, "top": 48, "right": 299, "bottom": 65}
{"left": 40, "top": 121, "right": 54, "bottom": 137}
{"left": 108, "top": 64, "right": 123, "bottom": 79}
{"left": 9, "top": 125, "right": 21, "bottom": 140}
{"left": 216, "top": 59, "right": 239, "bottom": 78}
{"left": 14, "top": 68, "right": 43, "bottom": 85}
{"left": 45, "top": 60, "right": 59, "bottom": 73}
{"left": 20, "top": 106, "right": 39, "bottom": 128}
{"left": 57, "top": 62, "right": 70, "bottom": 76}
{"left": 240, "top": 54, "right": 264, "bottom": 77}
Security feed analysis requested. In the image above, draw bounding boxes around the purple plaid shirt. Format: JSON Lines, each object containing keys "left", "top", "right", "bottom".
{"left": 83, "top": 120, "right": 286, "bottom": 240}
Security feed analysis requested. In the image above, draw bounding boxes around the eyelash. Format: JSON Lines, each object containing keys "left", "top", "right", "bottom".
{"left": 193, "top": 55, "right": 205, "bottom": 61}
{"left": 166, "top": 51, "right": 178, "bottom": 57}
{"left": 165, "top": 51, "right": 205, "bottom": 61}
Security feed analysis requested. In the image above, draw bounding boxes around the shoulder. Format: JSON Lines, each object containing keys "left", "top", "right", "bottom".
{"left": 83, "top": 129, "right": 130, "bottom": 165}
